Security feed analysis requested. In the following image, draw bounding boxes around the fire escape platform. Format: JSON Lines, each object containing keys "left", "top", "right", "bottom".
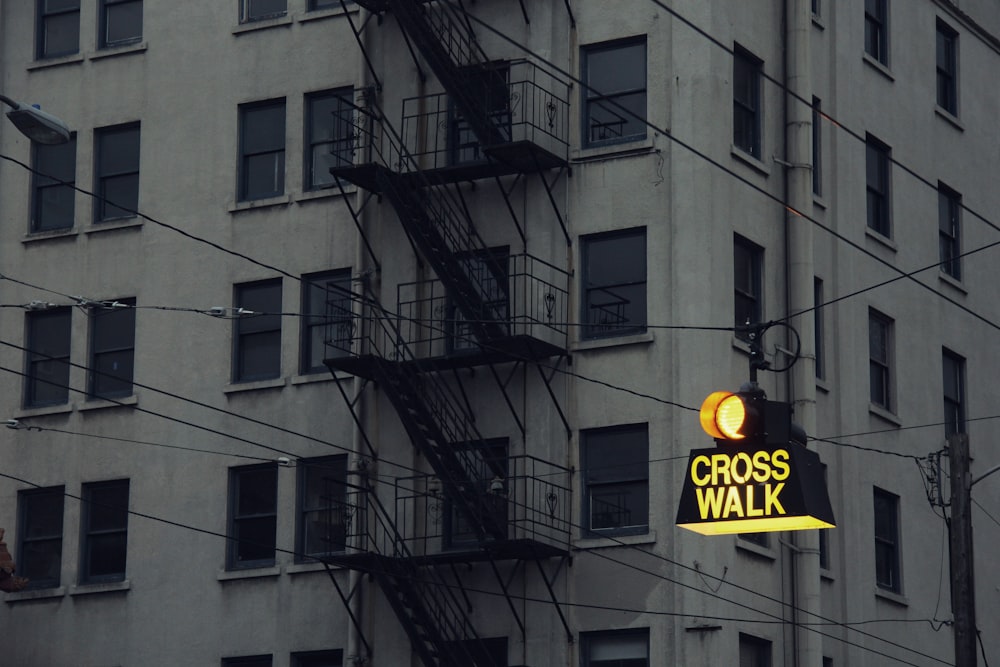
{"left": 325, "top": 333, "right": 567, "bottom": 380}
{"left": 322, "top": 538, "right": 569, "bottom": 572}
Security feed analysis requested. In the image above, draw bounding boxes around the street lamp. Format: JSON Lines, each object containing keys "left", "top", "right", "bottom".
{"left": 0, "top": 94, "right": 70, "bottom": 144}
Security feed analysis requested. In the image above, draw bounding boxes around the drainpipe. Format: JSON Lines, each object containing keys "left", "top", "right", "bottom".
{"left": 783, "top": 1, "right": 821, "bottom": 667}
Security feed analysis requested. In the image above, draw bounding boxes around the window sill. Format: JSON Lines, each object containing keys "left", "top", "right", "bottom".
{"left": 294, "top": 186, "right": 356, "bottom": 204}
{"left": 22, "top": 228, "right": 78, "bottom": 244}
{"left": 736, "top": 537, "right": 777, "bottom": 561}
{"left": 89, "top": 42, "right": 147, "bottom": 62}
{"left": 69, "top": 580, "right": 130, "bottom": 596}
{"left": 811, "top": 13, "right": 825, "bottom": 30}
{"left": 571, "top": 330, "right": 654, "bottom": 352}
{"left": 862, "top": 53, "right": 894, "bottom": 81}
{"left": 78, "top": 395, "right": 138, "bottom": 412}
{"left": 864, "top": 226, "right": 897, "bottom": 252}
{"left": 571, "top": 140, "right": 656, "bottom": 163}
{"left": 229, "top": 194, "right": 293, "bottom": 214}
{"left": 812, "top": 192, "right": 827, "bottom": 210}
{"left": 938, "top": 271, "right": 967, "bottom": 295}
{"left": 232, "top": 14, "right": 293, "bottom": 35}
{"left": 291, "top": 372, "right": 349, "bottom": 386}
{"left": 287, "top": 561, "right": 342, "bottom": 575}
{"left": 816, "top": 376, "right": 830, "bottom": 394}
{"left": 869, "top": 403, "right": 901, "bottom": 426}
{"left": 218, "top": 566, "right": 281, "bottom": 581}
{"left": 573, "top": 530, "right": 655, "bottom": 551}
{"left": 224, "top": 377, "right": 288, "bottom": 394}
{"left": 730, "top": 146, "right": 770, "bottom": 177}
{"left": 820, "top": 568, "right": 835, "bottom": 583}
{"left": 934, "top": 106, "right": 964, "bottom": 131}
{"left": 4, "top": 586, "right": 65, "bottom": 603}
{"left": 296, "top": 3, "right": 358, "bottom": 24}
{"left": 85, "top": 219, "right": 143, "bottom": 235}
{"left": 874, "top": 587, "right": 908, "bottom": 607}
{"left": 15, "top": 403, "right": 74, "bottom": 419}
{"left": 27, "top": 54, "right": 85, "bottom": 71}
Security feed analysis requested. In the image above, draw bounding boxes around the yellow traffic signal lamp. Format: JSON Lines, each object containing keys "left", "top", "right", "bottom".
{"left": 700, "top": 390, "right": 766, "bottom": 443}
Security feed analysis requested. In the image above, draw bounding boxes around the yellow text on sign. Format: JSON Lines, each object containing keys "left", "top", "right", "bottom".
{"left": 690, "top": 449, "right": 791, "bottom": 520}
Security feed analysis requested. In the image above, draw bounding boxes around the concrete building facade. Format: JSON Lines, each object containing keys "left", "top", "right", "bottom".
{"left": 0, "top": 0, "right": 998, "bottom": 665}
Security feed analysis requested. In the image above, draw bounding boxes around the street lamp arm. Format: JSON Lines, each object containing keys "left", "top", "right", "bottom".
{"left": 0, "top": 93, "right": 70, "bottom": 144}
{"left": 971, "top": 462, "right": 1000, "bottom": 488}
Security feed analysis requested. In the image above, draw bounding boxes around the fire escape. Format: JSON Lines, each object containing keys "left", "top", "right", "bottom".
{"left": 318, "top": 2, "right": 575, "bottom": 666}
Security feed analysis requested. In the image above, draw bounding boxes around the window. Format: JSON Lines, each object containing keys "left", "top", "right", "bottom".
{"left": 301, "top": 270, "right": 352, "bottom": 373}
{"left": 240, "top": 0, "right": 286, "bottom": 23}
{"left": 443, "top": 439, "right": 508, "bottom": 548}
{"left": 88, "top": 299, "right": 136, "bottom": 399}
{"left": 308, "top": 0, "right": 339, "bottom": 10}
{"left": 447, "top": 248, "right": 510, "bottom": 352}
{"left": 938, "top": 184, "right": 961, "bottom": 280}
{"left": 868, "top": 309, "right": 893, "bottom": 411}
{"left": 943, "top": 349, "right": 965, "bottom": 438}
{"left": 305, "top": 89, "right": 354, "bottom": 190}
{"left": 812, "top": 98, "right": 822, "bottom": 196}
{"left": 733, "top": 46, "right": 763, "bottom": 158}
{"left": 233, "top": 279, "right": 282, "bottom": 382}
{"left": 100, "top": 0, "right": 142, "bottom": 48}
{"left": 865, "top": 135, "right": 890, "bottom": 237}
{"left": 819, "top": 465, "right": 830, "bottom": 569}
{"left": 292, "top": 650, "right": 343, "bottom": 667}
{"left": 31, "top": 134, "right": 76, "bottom": 232}
{"left": 739, "top": 633, "right": 772, "bottom": 667}
{"left": 94, "top": 123, "right": 141, "bottom": 222}
{"left": 80, "top": 480, "right": 129, "bottom": 584}
{"left": 873, "top": 487, "right": 900, "bottom": 592}
{"left": 239, "top": 99, "right": 286, "bottom": 201}
{"left": 936, "top": 21, "right": 958, "bottom": 115}
{"left": 582, "top": 37, "right": 646, "bottom": 147}
{"left": 16, "top": 486, "right": 64, "bottom": 590}
{"left": 297, "top": 456, "right": 348, "bottom": 561}
{"left": 581, "top": 629, "right": 649, "bottom": 667}
{"left": 739, "top": 532, "right": 770, "bottom": 549}
{"left": 24, "top": 307, "right": 72, "bottom": 408}
{"left": 581, "top": 228, "right": 646, "bottom": 339}
{"left": 450, "top": 64, "right": 511, "bottom": 164}
{"left": 228, "top": 464, "right": 278, "bottom": 569}
{"left": 864, "top": 0, "right": 888, "bottom": 66}
{"left": 36, "top": 0, "right": 80, "bottom": 59}
{"left": 223, "top": 656, "right": 272, "bottom": 667}
{"left": 734, "top": 234, "right": 763, "bottom": 337}
{"left": 446, "top": 637, "right": 507, "bottom": 666}
{"left": 581, "top": 424, "right": 648, "bottom": 535}
{"left": 814, "top": 278, "right": 825, "bottom": 380}
{"left": 811, "top": 0, "right": 820, "bottom": 16}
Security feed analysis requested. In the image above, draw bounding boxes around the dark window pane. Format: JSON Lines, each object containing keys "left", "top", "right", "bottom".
{"left": 26, "top": 308, "right": 71, "bottom": 407}
{"left": 99, "top": 126, "right": 140, "bottom": 174}
{"left": 301, "top": 271, "right": 352, "bottom": 373}
{"left": 299, "top": 457, "right": 348, "bottom": 557}
{"left": 245, "top": 0, "right": 286, "bottom": 20}
{"left": 583, "top": 425, "right": 648, "bottom": 534}
{"left": 230, "top": 466, "right": 278, "bottom": 568}
{"left": 23, "top": 493, "right": 63, "bottom": 538}
{"left": 243, "top": 105, "right": 286, "bottom": 153}
{"left": 583, "top": 229, "right": 646, "bottom": 338}
{"left": 103, "top": 0, "right": 142, "bottom": 45}
{"left": 41, "top": 11, "right": 80, "bottom": 58}
{"left": 100, "top": 173, "right": 140, "bottom": 217}
{"left": 238, "top": 468, "right": 278, "bottom": 514}
{"left": 235, "top": 517, "right": 277, "bottom": 562}
{"left": 583, "top": 38, "right": 646, "bottom": 147}
{"left": 234, "top": 281, "right": 282, "bottom": 381}
{"left": 18, "top": 487, "right": 65, "bottom": 589}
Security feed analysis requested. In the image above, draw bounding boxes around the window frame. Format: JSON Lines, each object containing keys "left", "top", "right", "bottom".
{"left": 31, "top": 132, "right": 77, "bottom": 233}
{"left": 24, "top": 307, "right": 72, "bottom": 409}
{"left": 581, "top": 423, "right": 649, "bottom": 537}
{"left": 227, "top": 464, "right": 279, "bottom": 570}
{"left": 94, "top": 122, "right": 141, "bottom": 223}
{"left": 222, "top": 656, "right": 273, "bottom": 667}
{"left": 936, "top": 20, "right": 958, "bottom": 116}
{"left": 733, "top": 45, "right": 763, "bottom": 159}
{"left": 99, "top": 0, "right": 142, "bottom": 49}
{"left": 88, "top": 298, "right": 136, "bottom": 400}
{"left": 865, "top": 134, "right": 891, "bottom": 238}
{"left": 864, "top": 0, "right": 889, "bottom": 66}
{"left": 233, "top": 279, "right": 283, "bottom": 383}
{"left": 868, "top": 309, "right": 894, "bottom": 411}
{"left": 739, "top": 633, "right": 773, "bottom": 667}
{"left": 79, "top": 479, "right": 130, "bottom": 584}
{"left": 814, "top": 277, "right": 825, "bottom": 380}
{"left": 580, "top": 628, "right": 649, "bottom": 667}
{"left": 36, "top": 0, "right": 80, "bottom": 60}
{"left": 240, "top": 0, "right": 287, "bottom": 23}
{"left": 943, "top": 348, "right": 966, "bottom": 438}
{"left": 307, "top": 0, "right": 339, "bottom": 10}
{"left": 812, "top": 97, "right": 822, "bottom": 196}
{"left": 873, "top": 486, "right": 901, "bottom": 593}
{"left": 581, "top": 227, "right": 647, "bottom": 340}
{"left": 292, "top": 650, "right": 344, "bottom": 667}
{"left": 581, "top": 37, "right": 647, "bottom": 148}
{"left": 238, "top": 99, "right": 287, "bottom": 202}
{"left": 301, "top": 269, "right": 353, "bottom": 374}
{"left": 296, "top": 455, "right": 349, "bottom": 562}
{"left": 16, "top": 486, "right": 65, "bottom": 590}
{"left": 734, "top": 234, "right": 764, "bottom": 339}
{"left": 442, "top": 439, "right": 509, "bottom": 549}
{"left": 938, "top": 184, "right": 961, "bottom": 280}
{"left": 305, "top": 88, "right": 354, "bottom": 191}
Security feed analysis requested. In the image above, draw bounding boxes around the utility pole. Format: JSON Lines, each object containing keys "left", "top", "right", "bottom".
{"left": 948, "top": 433, "right": 977, "bottom": 667}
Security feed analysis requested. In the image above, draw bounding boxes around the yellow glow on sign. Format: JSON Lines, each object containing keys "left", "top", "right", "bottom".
{"left": 677, "top": 515, "right": 835, "bottom": 535}
{"left": 700, "top": 391, "right": 747, "bottom": 440}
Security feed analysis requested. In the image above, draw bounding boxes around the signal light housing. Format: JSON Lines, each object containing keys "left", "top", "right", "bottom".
{"left": 700, "top": 391, "right": 765, "bottom": 442}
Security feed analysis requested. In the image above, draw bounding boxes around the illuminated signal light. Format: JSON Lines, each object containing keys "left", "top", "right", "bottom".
{"left": 700, "top": 391, "right": 763, "bottom": 442}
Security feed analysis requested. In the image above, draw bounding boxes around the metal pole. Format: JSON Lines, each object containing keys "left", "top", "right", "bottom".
{"left": 948, "top": 433, "right": 977, "bottom": 667}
